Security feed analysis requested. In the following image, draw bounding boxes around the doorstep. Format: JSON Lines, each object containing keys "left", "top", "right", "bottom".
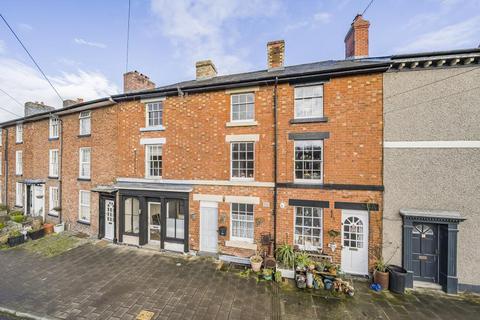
{"left": 414, "top": 281, "right": 443, "bottom": 291}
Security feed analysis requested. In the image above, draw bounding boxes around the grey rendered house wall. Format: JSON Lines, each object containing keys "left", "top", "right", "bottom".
{"left": 383, "top": 66, "right": 480, "bottom": 288}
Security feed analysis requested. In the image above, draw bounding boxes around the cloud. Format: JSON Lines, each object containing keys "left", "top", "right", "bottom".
{"left": 150, "top": 0, "right": 280, "bottom": 76}
{"left": 395, "top": 16, "right": 480, "bottom": 53}
{"left": 18, "top": 23, "right": 33, "bottom": 31}
{"left": 0, "top": 57, "right": 119, "bottom": 121}
{"left": 314, "top": 12, "right": 331, "bottom": 24}
{"left": 0, "top": 40, "right": 5, "bottom": 54}
{"left": 74, "top": 38, "right": 107, "bottom": 49}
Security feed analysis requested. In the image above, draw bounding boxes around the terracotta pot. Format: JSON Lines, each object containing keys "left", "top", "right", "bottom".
{"left": 43, "top": 223, "right": 54, "bottom": 235}
{"left": 374, "top": 270, "right": 389, "bottom": 290}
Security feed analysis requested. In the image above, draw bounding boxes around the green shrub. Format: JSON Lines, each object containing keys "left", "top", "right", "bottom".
{"left": 0, "top": 222, "right": 4, "bottom": 229}
{"left": 8, "top": 230, "right": 21, "bottom": 237}
{"left": 9, "top": 211, "right": 23, "bottom": 216}
{"left": 10, "top": 215, "right": 25, "bottom": 223}
{"left": 0, "top": 203, "right": 8, "bottom": 211}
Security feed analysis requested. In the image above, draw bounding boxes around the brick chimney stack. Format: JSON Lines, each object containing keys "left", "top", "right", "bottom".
{"left": 123, "top": 71, "right": 156, "bottom": 93}
{"left": 196, "top": 60, "right": 217, "bottom": 80}
{"left": 267, "top": 40, "right": 285, "bottom": 70}
{"left": 344, "top": 14, "right": 370, "bottom": 59}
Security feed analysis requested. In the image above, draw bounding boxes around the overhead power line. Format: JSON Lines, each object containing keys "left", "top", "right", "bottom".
{"left": 0, "top": 88, "right": 24, "bottom": 108}
{"left": 361, "top": 0, "right": 375, "bottom": 15}
{"left": 0, "top": 13, "right": 64, "bottom": 102}
{"left": 125, "top": 0, "right": 131, "bottom": 72}
{"left": 0, "top": 105, "right": 22, "bottom": 118}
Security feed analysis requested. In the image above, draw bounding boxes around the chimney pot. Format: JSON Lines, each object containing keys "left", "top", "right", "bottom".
{"left": 267, "top": 40, "right": 285, "bottom": 70}
{"left": 344, "top": 14, "right": 370, "bottom": 59}
{"left": 196, "top": 60, "right": 217, "bottom": 80}
{"left": 123, "top": 70, "right": 156, "bottom": 93}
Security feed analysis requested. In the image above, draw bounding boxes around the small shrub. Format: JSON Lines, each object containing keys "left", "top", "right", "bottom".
{"left": 9, "top": 211, "right": 23, "bottom": 216}
{"left": 0, "top": 203, "right": 8, "bottom": 211}
{"left": 0, "top": 222, "right": 4, "bottom": 229}
{"left": 11, "top": 215, "right": 25, "bottom": 223}
{"left": 8, "top": 229, "right": 22, "bottom": 237}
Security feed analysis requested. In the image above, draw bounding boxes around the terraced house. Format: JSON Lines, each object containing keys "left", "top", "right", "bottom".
{"left": 0, "top": 15, "right": 386, "bottom": 276}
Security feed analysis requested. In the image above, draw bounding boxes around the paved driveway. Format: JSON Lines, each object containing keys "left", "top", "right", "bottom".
{"left": 0, "top": 238, "right": 479, "bottom": 320}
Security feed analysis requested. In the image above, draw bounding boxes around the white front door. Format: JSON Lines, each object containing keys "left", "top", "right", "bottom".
{"left": 341, "top": 210, "right": 369, "bottom": 275}
{"left": 200, "top": 201, "right": 218, "bottom": 253}
{"left": 32, "top": 185, "right": 44, "bottom": 218}
{"left": 104, "top": 200, "right": 115, "bottom": 240}
{"left": 148, "top": 202, "right": 162, "bottom": 246}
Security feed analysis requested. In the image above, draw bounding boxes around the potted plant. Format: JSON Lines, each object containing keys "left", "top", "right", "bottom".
{"left": 262, "top": 268, "right": 273, "bottom": 281}
{"left": 328, "top": 229, "right": 341, "bottom": 252}
{"left": 295, "top": 251, "right": 311, "bottom": 271}
{"left": 250, "top": 254, "right": 263, "bottom": 272}
{"left": 7, "top": 230, "right": 25, "bottom": 247}
{"left": 10, "top": 214, "right": 25, "bottom": 224}
{"left": 373, "top": 257, "right": 389, "bottom": 290}
{"left": 296, "top": 273, "right": 306, "bottom": 289}
{"left": 43, "top": 223, "right": 54, "bottom": 235}
{"left": 54, "top": 222, "right": 65, "bottom": 233}
{"left": 28, "top": 227, "right": 45, "bottom": 240}
{"left": 275, "top": 243, "right": 295, "bottom": 279}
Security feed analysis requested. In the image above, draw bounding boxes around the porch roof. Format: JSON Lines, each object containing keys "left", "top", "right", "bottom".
{"left": 400, "top": 208, "right": 465, "bottom": 223}
{"left": 114, "top": 181, "right": 193, "bottom": 193}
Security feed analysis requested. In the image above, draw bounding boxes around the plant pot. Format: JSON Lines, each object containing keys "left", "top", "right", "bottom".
{"left": 28, "top": 228, "right": 45, "bottom": 240}
{"left": 373, "top": 270, "right": 389, "bottom": 290}
{"left": 54, "top": 223, "right": 64, "bottom": 233}
{"left": 306, "top": 272, "right": 314, "bottom": 288}
{"left": 8, "top": 234, "right": 25, "bottom": 247}
{"left": 43, "top": 223, "right": 54, "bottom": 235}
{"left": 296, "top": 274, "right": 306, "bottom": 289}
{"left": 250, "top": 256, "right": 263, "bottom": 272}
{"left": 263, "top": 273, "right": 273, "bottom": 281}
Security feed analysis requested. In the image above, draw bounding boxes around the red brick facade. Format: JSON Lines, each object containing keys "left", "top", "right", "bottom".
{"left": 0, "top": 70, "right": 383, "bottom": 273}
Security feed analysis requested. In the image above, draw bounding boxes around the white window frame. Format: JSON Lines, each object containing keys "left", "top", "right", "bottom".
{"left": 49, "top": 149, "right": 59, "bottom": 177}
{"left": 145, "top": 101, "right": 164, "bottom": 129}
{"left": 230, "top": 203, "right": 254, "bottom": 243}
{"left": 15, "top": 150, "right": 22, "bottom": 175}
{"left": 79, "top": 147, "right": 91, "bottom": 179}
{"left": 294, "top": 206, "right": 323, "bottom": 250}
{"left": 0, "top": 129, "right": 3, "bottom": 146}
{"left": 49, "top": 186, "right": 59, "bottom": 215}
{"left": 230, "top": 93, "right": 255, "bottom": 122}
{"left": 294, "top": 84, "right": 324, "bottom": 119}
{"left": 145, "top": 144, "right": 163, "bottom": 178}
{"left": 79, "top": 111, "right": 91, "bottom": 136}
{"left": 15, "top": 182, "right": 23, "bottom": 207}
{"left": 16, "top": 123, "right": 23, "bottom": 143}
{"left": 78, "top": 190, "right": 91, "bottom": 223}
{"left": 49, "top": 117, "right": 59, "bottom": 139}
{"left": 230, "top": 141, "right": 255, "bottom": 181}
{"left": 294, "top": 140, "right": 323, "bottom": 183}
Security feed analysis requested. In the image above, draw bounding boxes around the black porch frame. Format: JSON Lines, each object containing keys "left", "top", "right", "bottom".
{"left": 400, "top": 209, "right": 465, "bottom": 294}
{"left": 118, "top": 189, "right": 189, "bottom": 252}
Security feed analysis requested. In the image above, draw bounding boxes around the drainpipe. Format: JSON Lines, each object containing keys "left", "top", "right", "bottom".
{"left": 58, "top": 117, "right": 64, "bottom": 224}
{"left": 3, "top": 128, "right": 8, "bottom": 209}
{"left": 273, "top": 77, "right": 278, "bottom": 254}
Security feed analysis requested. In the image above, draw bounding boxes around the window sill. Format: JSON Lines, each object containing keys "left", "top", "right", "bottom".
{"left": 289, "top": 117, "right": 328, "bottom": 124}
{"left": 78, "top": 134, "right": 91, "bottom": 138}
{"left": 230, "top": 178, "right": 255, "bottom": 182}
{"left": 16, "top": 142, "right": 23, "bottom": 144}
{"left": 16, "top": 174, "right": 23, "bottom": 177}
{"left": 294, "top": 180, "right": 323, "bottom": 185}
{"left": 48, "top": 137, "right": 59, "bottom": 141}
{"left": 47, "top": 212, "right": 59, "bottom": 217}
{"left": 140, "top": 126, "right": 165, "bottom": 132}
{"left": 77, "top": 178, "right": 91, "bottom": 182}
{"left": 77, "top": 220, "right": 91, "bottom": 226}
{"left": 48, "top": 176, "right": 59, "bottom": 180}
{"left": 226, "top": 121, "right": 257, "bottom": 127}
{"left": 225, "top": 240, "right": 257, "bottom": 250}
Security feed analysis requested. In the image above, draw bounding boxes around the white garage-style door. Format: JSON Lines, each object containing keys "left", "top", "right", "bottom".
{"left": 341, "top": 210, "right": 369, "bottom": 275}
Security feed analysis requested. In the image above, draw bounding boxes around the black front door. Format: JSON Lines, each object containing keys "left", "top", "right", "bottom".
{"left": 412, "top": 223, "right": 438, "bottom": 283}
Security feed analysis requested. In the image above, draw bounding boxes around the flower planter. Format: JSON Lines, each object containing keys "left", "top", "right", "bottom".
{"left": 250, "top": 255, "right": 263, "bottom": 272}
{"left": 54, "top": 223, "right": 65, "bottom": 233}
{"left": 7, "top": 234, "right": 25, "bottom": 247}
{"left": 276, "top": 266, "right": 295, "bottom": 279}
{"left": 28, "top": 228, "right": 45, "bottom": 240}
{"left": 43, "top": 223, "right": 54, "bottom": 235}
{"left": 373, "top": 270, "right": 389, "bottom": 291}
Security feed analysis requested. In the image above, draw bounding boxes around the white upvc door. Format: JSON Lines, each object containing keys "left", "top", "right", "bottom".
{"left": 32, "top": 185, "right": 44, "bottom": 218}
{"left": 341, "top": 210, "right": 369, "bottom": 275}
{"left": 148, "top": 202, "right": 162, "bottom": 246}
{"left": 200, "top": 201, "right": 218, "bottom": 253}
{"left": 104, "top": 200, "right": 115, "bottom": 240}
